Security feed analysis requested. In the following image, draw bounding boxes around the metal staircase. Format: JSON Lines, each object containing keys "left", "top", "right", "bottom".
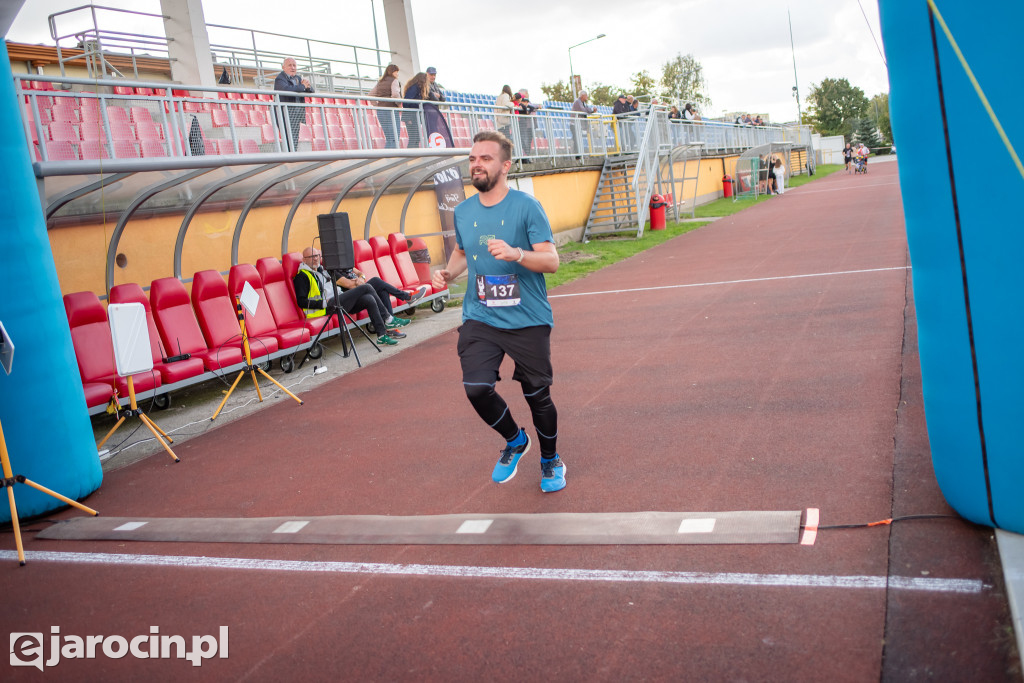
{"left": 581, "top": 154, "right": 640, "bottom": 242}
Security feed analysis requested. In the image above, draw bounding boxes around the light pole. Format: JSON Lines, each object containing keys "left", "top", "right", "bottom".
{"left": 788, "top": 10, "right": 802, "bottom": 126}
{"left": 569, "top": 33, "right": 606, "bottom": 101}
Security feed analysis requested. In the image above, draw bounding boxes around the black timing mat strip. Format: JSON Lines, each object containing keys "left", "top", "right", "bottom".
{"left": 37, "top": 511, "right": 803, "bottom": 545}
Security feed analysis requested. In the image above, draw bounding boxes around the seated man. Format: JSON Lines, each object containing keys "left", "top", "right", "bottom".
{"left": 293, "top": 248, "right": 405, "bottom": 346}
{"left": 335, "top": 266, "right": 428, "bottom": 330}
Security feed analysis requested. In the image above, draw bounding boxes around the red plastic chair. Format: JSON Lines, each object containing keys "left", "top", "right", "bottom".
{"left": 388, "top": 232, "right": 442, "bottom": 293}
{"left": 63, "top": 291, "right": 161, "bottom": 403}
{"left": 228, "top": 263, "right": 309, "bottom": 355}
{"left": 150, "top": 277, "right": 245, "bottom": 371}
{"left": 47, "top": 121, "right": 77, "bottom": 142}
{"left": 109, "top": 283, "right": 205, "bottom": 385}
{"left": 191, "top": 269, "right": 279, "bottom": 362}
{"left": 257, "top": 256, "right": 331, "bottom": 336}
{"left": 61, "top": 293, "right": 115, "bottom": 409}
{"left": 140, "top": 139, "right": 166, "bottom": 157}
{"left": 44, "top": 140, "right": 79, "bottom": 161}
{"left": 79, "top": 139, "right": 108, "bottom": 159}
{"left": 368, "top": 235, "right": 420, "bottom": 297}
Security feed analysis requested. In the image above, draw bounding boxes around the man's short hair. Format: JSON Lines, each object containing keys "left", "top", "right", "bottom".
{"left": 473, "top": 130, "right": 513, "bottom": 162}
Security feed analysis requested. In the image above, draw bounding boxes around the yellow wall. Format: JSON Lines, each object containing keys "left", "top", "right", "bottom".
{"left": 49, "top": 160, "right": 740, "bottom": 298}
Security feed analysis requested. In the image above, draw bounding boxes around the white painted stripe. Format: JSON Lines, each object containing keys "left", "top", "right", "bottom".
{"left": 114, "top": 522, "right": 148, "bottom": 531}
{"left": 549, "top": 266, "right": 909, "bottom": 300}
{"left": 273, "top": 521, "right": 309, "bottom": 534}
{"left": 456, "top": 519, "right": 493, "bottom": 534}
{"left": 0, "top": 550, "right": 984, "bottom": 595}
{"left": 678, "top": 518, "right": 716, "bottom": 534}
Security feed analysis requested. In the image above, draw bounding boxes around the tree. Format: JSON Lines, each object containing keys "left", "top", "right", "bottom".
{"left": 630, "top": 70, "right": 656, "bottom": 97}
{"left": 660, "top": 53, "right": 711, "bottom": 108}
{"left": 540, "top": 80, "right": 574, "bottom": 103}
{"left": 805, "top": 77, "right": 868, "bottom": 137}
{"left": 869, "top": 92, "right": 892, "bottom": 149}
{"left": 852, "top": 117, "right": 883, "bottom": 153}
{"left": 585, "top": 83, "right": 618, "bottom": 106}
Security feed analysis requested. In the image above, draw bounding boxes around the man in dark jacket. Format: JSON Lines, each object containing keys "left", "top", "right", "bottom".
{"left": 274, "top": 57, "right": 313, "bottom": 151}
{"left": 612, "top": 94, "right": 635, "bottom": 148}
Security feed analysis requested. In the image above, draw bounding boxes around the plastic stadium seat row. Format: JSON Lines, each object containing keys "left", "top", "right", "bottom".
{"left": 64, "top": 234, "right": 448, "bottom": 415}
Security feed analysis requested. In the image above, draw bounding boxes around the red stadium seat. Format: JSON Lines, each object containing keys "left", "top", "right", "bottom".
{"left": 387, "top": 232, "right": 442, "bottom": 293}
{"left": 140, "top": 139, "right": 166, "bottom": 157}
{"left": 258, "top": 256, "right": 330, "bottom": 335}
{"left": 112, "top": 139, "right": 139, "bottom": 158}
{"left": 228, "top": 264, "right": 309, "bottom": 352}
{"left": 63, "top": 291, "right": 161, "bottom": 404}
{"left": 191, "top": 269, "right": 279, "bottom": 362}
{"left": 368, "top": 235, "right": 420, "bottom": 296}
{"left": 44, "top": 140, "right": 78, "bottom": 161}
{"left": 106, "top": 106, "right": 130, "bottom": 124}
{"left": 150, "top": 277, "right": 245, "bottom": 371}
{"left": 352, "top": 240, "right": 398, "bottom": 309}
{"left": 47, "top": 121, "right": 77, "bottom": 142}
{"left": 61, "top": 293, "right": 115, "bottom": 408}
{"left": 79, "top": 139, "right": 108, "bottom": 159}
{"left": 109, "top": 283, "right": 206, "bottom": 384}
{"left": 238, "top": 138, "right": 259, "bottom": 154}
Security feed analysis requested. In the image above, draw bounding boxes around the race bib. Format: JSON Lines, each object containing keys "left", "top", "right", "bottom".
{"left": 476, "top": 274, "right": 521, "bottom": 307}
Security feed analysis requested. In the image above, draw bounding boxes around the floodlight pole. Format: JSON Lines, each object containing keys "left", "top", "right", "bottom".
{"left": 789, "top": 9, "right": 802, "bottom": 126}
{"left": 568, "top": 33, "right": 606, "bottom": 101}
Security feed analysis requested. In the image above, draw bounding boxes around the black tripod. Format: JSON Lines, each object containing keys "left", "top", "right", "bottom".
{"left": 298, "top": 272, "right": 379, "bottom": 370}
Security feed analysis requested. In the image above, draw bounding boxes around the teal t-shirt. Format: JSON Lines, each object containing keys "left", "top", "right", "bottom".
{"left": 454, "top": 189, "right": 554, "bottom": 329}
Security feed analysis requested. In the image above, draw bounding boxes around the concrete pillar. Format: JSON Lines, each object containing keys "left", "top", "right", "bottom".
{"left": 383, "top": 0, "right": 419, "bottom": 76}
{"left": 160, "top": 0, "right": 217, "bottom": 87}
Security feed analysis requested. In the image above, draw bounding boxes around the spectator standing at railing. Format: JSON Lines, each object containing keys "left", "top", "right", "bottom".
{"left": 684, "top": 103, "right": 701, "bottom": 121}
{"left": 570, "top": 90, "right": 596, "bottom": 156}
{"left": 513, "top": 90, "right": 541, "bottom": 159}
{"left": 495, "top": 85, "right": 515, "bottom": 139}
{"left": 668, "top": 105, "right": 682, "bottom": 121}
{"left": 274, "top": 57, "right": 314, "bottom": 151}
{"left": 613, "top": 94, "right": 634, "bottom": 148}
{"left": 421, "top": 67, "right": 455, "bottom": 147}
{"left": 369, "top": 63, "right": 403, "bottom": 149}
{"left": 402, "top": 72, "right": 428, "bottom": 148}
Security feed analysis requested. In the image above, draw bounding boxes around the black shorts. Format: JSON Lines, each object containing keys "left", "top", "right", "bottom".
{"left": 457, "top": 319, "right": 553, "bottom": 387}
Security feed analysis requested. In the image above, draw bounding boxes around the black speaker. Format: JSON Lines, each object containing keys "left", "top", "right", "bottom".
{"left": 316, "top": 212, "right": 355, "bottom": 272}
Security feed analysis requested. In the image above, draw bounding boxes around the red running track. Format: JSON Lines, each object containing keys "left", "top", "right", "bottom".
{"left": 3, "top": 161, "right": 1017, "bottom": 681}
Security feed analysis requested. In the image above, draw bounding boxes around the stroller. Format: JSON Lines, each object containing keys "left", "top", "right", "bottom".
{"left": 853, "top": 154, "right": 868, "bottom": 174}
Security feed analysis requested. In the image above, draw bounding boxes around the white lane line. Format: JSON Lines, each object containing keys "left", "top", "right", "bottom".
{"left": 678, "top": 518, "right": 717, "bottom": 534}
{"left": 456, "top": 519, "right": 494, "bottom": 534}
{"left": 1, "top": 551, "right": 984, "bottom": 595}
{"left": 273, "top": 521, "right": 310, "bottom": 534}
{"left": 113, "top": 522, "right": 148, "bottom": 531}
{"left": 549, "top": 266, "right": 909, "bottom": 300}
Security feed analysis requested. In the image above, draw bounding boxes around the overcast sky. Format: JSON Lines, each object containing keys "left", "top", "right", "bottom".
{"left": 9, "top": 0, "right": 889, "bottom": 123}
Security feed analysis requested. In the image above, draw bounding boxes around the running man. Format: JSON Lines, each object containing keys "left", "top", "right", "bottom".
{"left": 432, "top": 130, "right": 566, "bottom": 492}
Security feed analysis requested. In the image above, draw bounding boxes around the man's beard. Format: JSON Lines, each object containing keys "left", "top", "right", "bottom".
{"left": 471, "top": 170, "right": 500, "bottom": 193}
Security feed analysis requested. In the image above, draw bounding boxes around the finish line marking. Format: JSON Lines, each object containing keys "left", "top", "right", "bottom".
{"left": 0, "top": 550, "right": 984, "bottom": 595}
{"left": 549, "top": 266, "right": 909, "bottom": 300}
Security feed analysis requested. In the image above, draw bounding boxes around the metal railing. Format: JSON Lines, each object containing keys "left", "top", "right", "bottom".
{"left": 46, "top": 4, "right": 392, "bottom": 93}
{"left": 18, "top": 74, "right": 814, "bottom": 169}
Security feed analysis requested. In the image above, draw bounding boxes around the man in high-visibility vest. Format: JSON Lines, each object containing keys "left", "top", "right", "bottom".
{"left": 293, "top": 248, "right": 404, "bottom": 346}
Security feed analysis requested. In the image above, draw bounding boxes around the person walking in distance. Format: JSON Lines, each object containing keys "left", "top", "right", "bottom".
{"left": 432, "top": 130, "right": 566, "bottom": 492}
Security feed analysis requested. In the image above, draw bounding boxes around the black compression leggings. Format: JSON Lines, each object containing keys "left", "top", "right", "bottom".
{"left": 463, "top": 381, "right": 558, "bottom": 456}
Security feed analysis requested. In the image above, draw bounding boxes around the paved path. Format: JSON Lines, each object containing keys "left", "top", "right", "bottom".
{"left": 4, "top": 161, "right": 1020, "bottom": 681}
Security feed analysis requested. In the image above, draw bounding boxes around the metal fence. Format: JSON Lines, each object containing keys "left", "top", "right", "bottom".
{"left": 18, "top": 75, "right": 814, "bottom": 168}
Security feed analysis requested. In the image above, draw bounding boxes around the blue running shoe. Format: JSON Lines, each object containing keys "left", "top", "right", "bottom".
{"left": 492, "top": 429, "right": 530, "bottom": 483}
{"left": 540, "top": 455, "right": 566, "bottom": 493}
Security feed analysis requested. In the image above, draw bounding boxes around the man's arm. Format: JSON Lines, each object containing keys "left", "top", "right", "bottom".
{"left": 432, "top": 248, "right": 468, "bottom": 289}
{"left": 487, "top": 239, "right": 558, "bottom": 274}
